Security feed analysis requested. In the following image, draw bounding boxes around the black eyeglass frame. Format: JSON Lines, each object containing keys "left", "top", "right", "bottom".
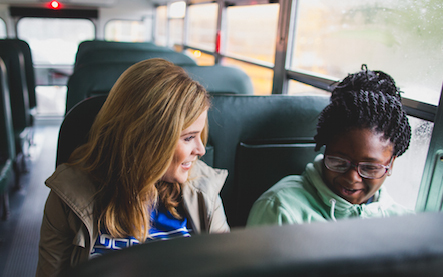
{"left": 324, "top": 155, "right": 394, "bottom": 179}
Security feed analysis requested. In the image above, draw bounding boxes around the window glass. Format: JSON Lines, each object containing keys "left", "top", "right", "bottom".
{"left": 0, "top": 18, "right": 6, "bottom": 38}
{"left": 169, "top": 1, "right": 186, "bottom": 19}
{"left": 226, "top": 4, "right": 279, "bottom": 64}
{"left": 155, "top": 6, "right": 168, "bottom": 46}
{"left": 105, "top": 19, "right": 152, "bottom": 42}
{"left": 17, "top": 18, "right": 94, "bottom": 65}
{"left": 222, "top": 58, "right": 273, "bottom": 95}
{"left": 185, "top": 49, "right": 214, "bottom": 66}
{"left": 383, "top": 116, "right": 433, "bottom": 210}
{"left": 169, "top": 18, "right": 183, "bottom": 48}
{"left": 187, "top": 3, "right": 218, "bottom": 51}
{"left": 35, "top": 86, "right": 67, "bottom": 116}
{"left": 290, "top": 0, "right": 443, "bottom": 105}
{"left": 288, "top": 80, "right": 331, "bottom": 96}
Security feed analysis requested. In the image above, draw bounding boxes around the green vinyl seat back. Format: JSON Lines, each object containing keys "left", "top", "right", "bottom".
{"left": 0, "top": 57, "right": 16, "bottom": 219}
{"left": 66, "top": 212, "right": 443, "bottom": 277}
{"left": 1, "top": 39, "right": 36, "bottom": 109}
{"left": 0, "top": 40, "right": 33, "bottom": 156}
{"left": 75, "top": 40, "right": 172, "bottom": 66}
{"left": 65, "top": 61, "right": 248, "bottom": 114}
{"left": 205, "top": 95, "right": 329, "bottom": 227}
{"left": 74, "top": 49, "right": 196, "bottom": 71}
{"left": 66, "top": 62, "right": 133, "bottom": 114}
{"left": 57, "top": 95, "right": 107, "bottom": 167}
{"left": 181, "top": 65, "right": 254, "bottom": 95}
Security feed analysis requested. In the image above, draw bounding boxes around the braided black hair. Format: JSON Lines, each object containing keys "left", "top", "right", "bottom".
{"left": 315, "top": 65, "right": 411, "bottom": 157}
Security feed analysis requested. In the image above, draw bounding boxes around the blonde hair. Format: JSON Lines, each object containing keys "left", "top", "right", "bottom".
{"left": 70, "top": 58, "right": 210, "bottom": 241}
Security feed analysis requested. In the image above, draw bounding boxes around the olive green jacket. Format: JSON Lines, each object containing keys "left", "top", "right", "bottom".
{"left": 36, "top": 160, "right": 229, "bottom": 277}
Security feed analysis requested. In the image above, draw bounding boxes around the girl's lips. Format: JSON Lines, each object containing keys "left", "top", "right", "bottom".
{"left": 341, "top": 186, "right": 363, "bottom": 196}
{"left": 181, "top": 161, "right": 193, "bottom": 170}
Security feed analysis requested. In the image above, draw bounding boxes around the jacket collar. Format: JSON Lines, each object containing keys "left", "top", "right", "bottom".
{"left": 45, "top": 164, "right": 98, "bottom": 245}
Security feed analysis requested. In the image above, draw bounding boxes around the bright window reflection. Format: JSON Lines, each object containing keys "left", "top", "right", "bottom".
{"left": 288, "top": 80, "right": 331, "bottom": 96}
{"left": 384, "top": 116, "right": 433, "bottom": 210}
{"left": 222, "top": 58, "right": 273, "bottom": 95}
{"left": 169, "top": 18, "right": 183, "bottom": 48}
{"left": 169, "top": 1, "right": 186, "bottom": 19}
{"left": 291, "top": 0, "right": 443, "bottom": 105}
{"left": 185, "top": 49, "right": 214, "bottom": 66}
{"left": 0, "top": 18, "right": 6, "bottom": 38}
{"left": 17, "top": 18, "right": 94, "bottom": 65}
{"left": 226, "top": 4, "right": 279, "bottom": 64}
{"left": 105, "top": 19, "right": 152, "bottom": 42}
{"left": 187, "top": 3, "right": 218, "bottom": 52}
{"left": 155, "top": 6, "right": 168, "bottom": 46}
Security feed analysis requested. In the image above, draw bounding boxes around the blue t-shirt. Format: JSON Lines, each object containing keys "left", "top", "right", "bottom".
{"left": 90, "top": 203, "right": 191, "bottom": 258}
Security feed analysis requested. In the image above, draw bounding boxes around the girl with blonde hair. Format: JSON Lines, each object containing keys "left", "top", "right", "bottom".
{"left": 37, "top": 58, "right": 230, "bottom": 276}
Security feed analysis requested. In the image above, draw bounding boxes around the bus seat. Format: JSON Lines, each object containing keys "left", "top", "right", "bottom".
{"left": 65, "top": 62, "right": 250, "bottom": 114}
{"left": 181, "top": 65, "right": 254, "bottom": 95}
{"left": 207, "top": 95, "right": 329, "bottom": 227}
{"left": 56, "top": 95, "right": 107, "bottom": 167}
{"left": 66, "top": 212, "right": 443, "bottom": 277}
{"left": 74, "top": 49, "right": 196, "bottom": 71}
{"left": 2, "top": 39, "right": 37, "bottom": 110}
{"left": 66, "top": 62, "right": 133, "bottom": 114}
{"left": 75, "top": 40, "right": 172, "bottom": 66}
{"left": 0, "top": 57, "right": 16, "bottom": 220}
{"left": 0, "top": 40, "right": 33, "bottom": 177}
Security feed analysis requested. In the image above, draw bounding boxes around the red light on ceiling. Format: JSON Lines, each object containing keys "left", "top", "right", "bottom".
{"left": 49, "top": 1, "right": 61, "bottom": 9}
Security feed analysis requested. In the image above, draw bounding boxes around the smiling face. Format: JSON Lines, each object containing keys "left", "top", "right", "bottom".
{"left": 162, "top": 110, "right": 207, "bottom": 184}
{"left": 322, "top": 128, "right": 396, "bottom": 205}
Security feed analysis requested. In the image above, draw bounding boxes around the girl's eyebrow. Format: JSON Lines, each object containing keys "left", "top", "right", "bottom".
{"left": 181, "top": 130, "right": 200, "bottom": 137}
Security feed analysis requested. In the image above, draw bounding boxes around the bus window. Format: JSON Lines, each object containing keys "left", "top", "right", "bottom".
{"left": 384, "top": 117, "right": 433, "bottom": 209}
{"left": 0, "top": 18, "right": 6, "bottom": 38}
{"left": 169, "top": 18, "right": 183, "bottom": 49}
{"left": 187, "top": 3, "right": 218, "bottom": 53}
{"left": 168, "top": 1, "right": 186, "bottom": 50}
{"left": 155, "top": 6, "right": 167, "bottom": 46}
{"left": 222, "top": 58, "right": 273, "bottom": 95}
{"left": 105, "top": 19, "right": 152, "bottom": 42}
{"left": 185, "top": 48, "right": 214, "bottom": 66}
{"left": 290, "top": 0, "right": 443, "bottom": 105}
{"left": 17, "top": 18, "right": 94, "bottom": 65}
{"left": 17, "top": 17, "right": 94, "bottom": 116}
{"left": 226, "top": 4, "right": 279, "bottom": 65}
{"left": 288, "top": 80, "right": 330, "bottom": 96}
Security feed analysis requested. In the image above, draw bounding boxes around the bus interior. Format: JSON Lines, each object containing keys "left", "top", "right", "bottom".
{"left": 0, "top": 0, "right": 442, "bottom": 276}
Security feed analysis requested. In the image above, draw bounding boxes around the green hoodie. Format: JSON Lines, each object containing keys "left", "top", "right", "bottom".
{"left": 247, "top": 155, "right": 414, "bottom": 226}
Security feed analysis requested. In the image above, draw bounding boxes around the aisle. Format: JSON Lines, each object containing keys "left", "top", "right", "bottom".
{"left": 0, "top": 122, "right": 60, "bottom": 277}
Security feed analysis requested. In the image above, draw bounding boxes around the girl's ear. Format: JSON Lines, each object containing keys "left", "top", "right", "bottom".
{"left": 388, "top": 156, "right": 397, "bottom": 176}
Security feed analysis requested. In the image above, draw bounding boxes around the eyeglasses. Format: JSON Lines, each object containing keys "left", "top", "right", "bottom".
{"left": 324, "top": 155, "right": 393, "bottom": 179}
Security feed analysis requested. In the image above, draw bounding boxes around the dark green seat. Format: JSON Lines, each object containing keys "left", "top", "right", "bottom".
{"left": 0, "top": 57, "right": 16, "bottom": 220}
{"left": 66, "top": 212, "right": 443, "bottom": 277}
{"left": 74, "top": 49, "right": 196, "bottom": 71}
{"left": 65, "top": 62, "right": 252, "bottom": 114}
{"left": 75, "top": 40, "right": 172, "bottom": 67}
{"left": 204, "top": 95, "right": 329, "bottom": 227}
{"left": 66, "top": 62, "right": 134, "bottom": 114}
{"left": 181, "top": 65, "right": 254, "bottom": 95}
{"left": 0, "top": 40, "right": 33, "bottom": 178}
{"left": 2, "top": 39, "right": 37, "bottom": 110}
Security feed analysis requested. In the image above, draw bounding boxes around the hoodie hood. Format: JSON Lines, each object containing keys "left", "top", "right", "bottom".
{"left": 303, "top": 154, "right": 397, "bottom": 220}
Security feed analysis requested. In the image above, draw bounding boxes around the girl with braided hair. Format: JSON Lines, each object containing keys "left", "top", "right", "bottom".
{"left": 247, "top": 65, "right": 414, "bottom": 226}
